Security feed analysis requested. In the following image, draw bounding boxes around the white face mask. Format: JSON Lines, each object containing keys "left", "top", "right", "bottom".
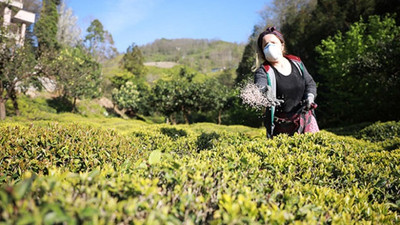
{"left": 263, "top": 43, "right": 283, "bottom": 62}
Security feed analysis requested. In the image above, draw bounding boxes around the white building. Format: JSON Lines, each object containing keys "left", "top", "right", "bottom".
{"left": 1, "top": 0, "right": 35, "bottom": 46}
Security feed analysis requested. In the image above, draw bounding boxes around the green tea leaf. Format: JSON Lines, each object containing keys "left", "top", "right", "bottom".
{"left": 14, "top": 176, "right": 35, "bottom": 200}
{"left": 149, "top": 150, "right": 162, "bottom": 165}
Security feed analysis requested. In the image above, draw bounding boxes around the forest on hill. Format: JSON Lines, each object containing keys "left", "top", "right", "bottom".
{"left": 140, "top": 38, "right": 245, "bottom": 73}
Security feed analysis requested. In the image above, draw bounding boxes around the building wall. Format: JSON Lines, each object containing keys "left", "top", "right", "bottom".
{"left": 1, "top": 0, "right": 35, "bottom": 46}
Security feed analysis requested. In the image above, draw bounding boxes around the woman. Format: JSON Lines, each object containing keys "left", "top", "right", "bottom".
{"left": 254, "top": 26, "right": 319, "bottom": 138}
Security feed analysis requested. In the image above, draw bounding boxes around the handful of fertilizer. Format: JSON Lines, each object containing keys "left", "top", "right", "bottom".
{"left": 240, "top": 83, "right": 283, "bottom": 110}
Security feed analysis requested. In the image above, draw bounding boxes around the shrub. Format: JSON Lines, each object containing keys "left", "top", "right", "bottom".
{"left": 0, "top": 122, "right": 399, "bottom": 224}
{"left": 160, "top": 127, "right": 187, "bottom": 140}
{"left": 0, "top": 123, "right": 138, "bottom": 179}
{"left": 357, "top": 121, "right": 400, "bottom": 142}
{"left": 196, "top": 131, "right": 220, "bottom": 151}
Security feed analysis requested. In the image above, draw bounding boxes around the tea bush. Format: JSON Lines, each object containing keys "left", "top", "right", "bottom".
{"left": 357, "top": 121, "right": 400, "bottom": 142}
{"left": 0, "top": 123, "right": 141, "bottom": 179}
{"left": 160, "top": 127, "right": 188, "bottom": 140}
{"left": 0, "top": 121, "right": 399, "bottom": 224}
{"left": 196, "top": 131, "right": 220, "bottom": 151}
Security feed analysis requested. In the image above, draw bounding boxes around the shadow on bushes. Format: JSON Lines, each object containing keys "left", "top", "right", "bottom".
{"left": 196, "top": 131, "right": 220, "bottom": 151}
{"left": 160, "top": 127, "right": 187, "bottom": 140}
{"left": 46, "top": 97, "right": 74, "bottom": 113}
{"left": 325, "top": 122, "right": 373, "bottom": 137}
{"left": 357, "top": 121, "right": 400, "bottom": 142}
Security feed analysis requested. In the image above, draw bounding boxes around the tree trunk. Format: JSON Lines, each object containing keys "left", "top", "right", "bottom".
{"left": 10, "top": 90, "right": 20, "bottom": 116}
{"left": 165, "top": 117, "right": 169, "bottom": 124}
{"left": 113, "top": 105, "right": 129, "bottom": 119}
{"left": 170, "top": 114, "right": 177, "bottom": 125}
{"left": 218, "top": 110, "right": 222, "bottom": 125}
{"left": 183, "top": 112, "right": 189, "bottom": 124}
{"left": 0, "top": 80, "right": 6, "bottom": 120}
{"left": 0, "top": 100, "right": 6, "bottom": 120}
{"left": 182, "top": 106, "right": 189, "bottom": 124}
{"left": 72, "top": 97, "right": 77, "bottom": 113}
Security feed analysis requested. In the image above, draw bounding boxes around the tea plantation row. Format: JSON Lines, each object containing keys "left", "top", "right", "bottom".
{"left": 0, "top": 121, "right": 399, "bottom": 224}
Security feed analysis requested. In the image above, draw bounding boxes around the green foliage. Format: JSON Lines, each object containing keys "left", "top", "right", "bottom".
{"left": 0, "top": 123, "right": 138, "bottom": 178}
{"left": 2, "top": 104, "right": 152, "bottom": 134}
{"left": 216, "top": 68, "right": 237, "bottom": 88}
{"left": 373, "top": 0, "right": 400, "bottom": 24}
{"left": 236, "top": 37, "right": 257, "bottom": 85}
{"left": 46, "top": 96, "right": 74, "bottom": 113}
{"left": 278, "top": 0, "right": 384, "bottom": 75}
{"left": 0, "top": 33, "right": 37, "bottom": 119}
{"left": 149, "top": 78, "right": 178, "bottom": 120}
{"left": 147, "top": 66, "right": 243, "bottom": 125}
{"left": 5, "top": 94, "right": 111, "bottom": 122}
{"left": 111, "top": 81, "right": 141, "bottom": 114}
{"left": 109, "top": 70, "right": 135, "bottom": 89}
{"left": 103, "top": 44, "right": 246, "bottom": 125}
{"left": 325, "top": 122, "right": 373, "bottom": 136}
{"left": 196, "top": 131, "right": 220, "bottom": 151}
{"left": 85, "top": 19, "right": 105, "bottom": 44}
{"left": 76, "top": 98, "right": 108, "bottom": 118}
{"left": 120, "top": 43, "right": 147, "bottom": 77}
{"left": 220, "top": 88, "right": 264, "bottom": 128}
{"left": 34, "top": 0, "right": 59, "bottom": 52}
{"left": 84, "top": 19, "right": 117, "bottom": 62}
{"left": 160, "top": 127, "right": 187, "bottom": 140}
{"left": 0, "top": 121, "right": 399, "bottom": 224}
{"left": 316, "top": 15, "right": 400, "bottom": 125}
{"left": 6, "top": 94, "right": 56, "bottom": 117}
{"left": 202, "top": 80, "right": 237, "bottom": 124}
{"left": 258, "top": 0, "right": 400, "bottom": 127}
{"left": 357, "top": 121, "right": 400, "bottom": 142}
{"left": 54, "top": 47, "right": 102, "bottom": 110}
{"left": 149, "top": 67, "right": 208, "bottom": 123}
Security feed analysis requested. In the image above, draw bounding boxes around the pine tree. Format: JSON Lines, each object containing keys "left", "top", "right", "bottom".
{"left": 84, "top": 19, "right": 117, "bottom": 62}
{"left": 34, "top": 0, "right": 60, "bottom": 53}
{"left": 120, "top": 43, "right": 146, "bottom": 78}
{"left": 235, "top": 25, "right": 261, "bottom": 85}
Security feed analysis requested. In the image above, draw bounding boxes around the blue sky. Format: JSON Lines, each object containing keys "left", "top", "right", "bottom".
{"left": 66, "top": 0, "right": 271, "bottom": 52}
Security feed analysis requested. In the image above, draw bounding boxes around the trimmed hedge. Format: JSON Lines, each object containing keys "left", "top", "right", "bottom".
{"left": 357, "top": 121, "right": 400, "bottom": 142}
{"left": 0, "top": 121, "right": 399, "bottom": 224}
{"left": 0, "top": 123, "right": 140, "bottom": 179}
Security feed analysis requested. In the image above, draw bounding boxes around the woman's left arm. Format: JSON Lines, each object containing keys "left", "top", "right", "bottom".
{"left": 302, "top": 62, "right": 317, "bottom": 99}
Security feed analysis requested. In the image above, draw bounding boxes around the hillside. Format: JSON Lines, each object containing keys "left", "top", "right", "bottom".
{"left": 140, "top": 38, "right": 245, "bottom": 72}
{"left": 100, "top": 38, "right": 242, "bottom": 96}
